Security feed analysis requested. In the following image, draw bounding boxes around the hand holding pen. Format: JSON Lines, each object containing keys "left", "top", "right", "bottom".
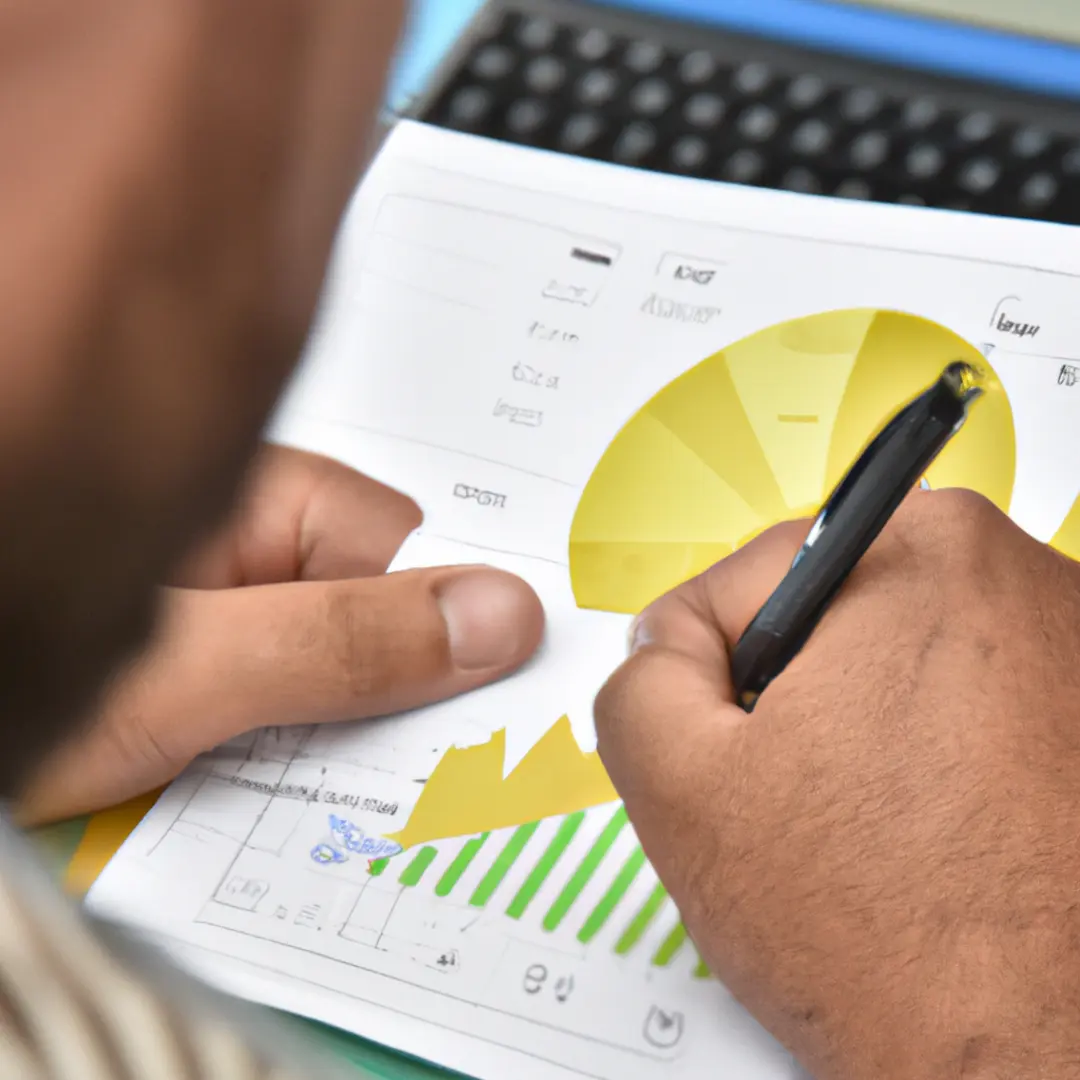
{"left": 730, "top": 360, "right": 985, "bottom": 711}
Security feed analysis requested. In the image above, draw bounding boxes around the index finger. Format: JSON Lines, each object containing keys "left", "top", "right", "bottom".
{"left": 594, "top": 519, "right": 810, "bottom": 814}
{"left": 172, "top": 445, "right": 422, "bottom": 588}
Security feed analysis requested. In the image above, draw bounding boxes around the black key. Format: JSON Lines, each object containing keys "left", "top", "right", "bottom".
{"left": 679, "top": 50, "right": 718, "bottom": 86}
{"left": 897, "top": 193, "right": 927, "bottom": 206}
{"left": 447, "top": 86, "right": 493, "bottom": 127}
{"left": 1012, "top": 127, "right": 1052, "bottom": 160}
{"left": 629, "top": 77, "right": 674, "bottom": 117}
{"left": 576, "top": 69, "right": 619, "bottom": 108}
{"left": 941, "top": 198, "right": 972, "bottom": 211}
{"left": 1019, "top": 173, "right": 1060, "bottom": 210}
{"left": 906, "top": 143, "right": 945, "bottom": 181}
{"left": 849, "top": 130, "right": 890, "bottom": 171}
{"left": 957, "top": 111, "right": 997, "bottom": 143}
{"left": 835, "top": 177, "right": 872, "bottom": 200}
{"left": 670, "top": 135, "right": 710, "bottom": 172}
{"left": 780, "top": 166, "right": 822, "bottom": 194}
{"left": 505, "top": 98, "right": 549, "bottom": 136}
{"left": 559, "top": 113, "right": 606, "bottom": 153}
{"left": 524, "top": 55, "right": 566, "bottom": 94}
{"left": 791, "top": 118, "right": 834, "bottom": 157}
{"left": 518, "top": 16, "right": 558, "bottom": 51}
{"left": 902, "top": 97, "right": 941, "bottom": 131}
{"left": 624, "top": 39, "right": 665, "bottom": 75}
{"left": 732, "top": 61, "right": 772, "bottom": 96}
{"left": 841, "top": 86, "right": 884, "bottom": 124}
{"left": 613, "top": 121, "right": 657, "bottom": 164}
{"left": 471, "top": 44, "right": 515, "bottom": 81}
{"left": 575, "top": 27, "right": 613, "bottom": 63}
{"left": 958, "top": 157, "right": 1002, "bottom": 195}
{"left": 720, "top": 148, "right": 766, "bottom": 184}
{"left": 737, "top": 103, "right": 779, "bottom": 142}
{"left": 787, "top": 73, "right": 828, "bottom": 110}
{"left": 684, "top": 92, "right": 726, "bottom": 129}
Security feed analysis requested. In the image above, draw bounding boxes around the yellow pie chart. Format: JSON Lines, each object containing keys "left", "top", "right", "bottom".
{"left": 569, "top": 308, "right": 1017, "bottom": 616}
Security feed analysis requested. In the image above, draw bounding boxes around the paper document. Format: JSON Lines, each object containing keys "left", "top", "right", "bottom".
{"left": 88, "top": 120, "right": 1080, "bottom": 1080}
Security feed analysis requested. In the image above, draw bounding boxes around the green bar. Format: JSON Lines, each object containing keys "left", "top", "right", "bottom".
{"left": 694, "top": 955, "right": 711, "bottom": 979}
{"left": 435, "top": 833, "right": 489, "bottom": 897}
{"left": 577, "top": 847, "right": 646, "bottom": 943}
{"left": 469, "top": 823, "right": 539, "bottom": 908}
{"left": 506, "top": 812, "right": 585, "bottom": 920}
{"left": 368, "top": 858, "right": 389, "bottom": 877}
{"left": 398, "top": 846, "right": 437, "bottom": 887}
{"left": 614, "top": 882, "right": 668, "bottom": 955}
{"left": 543, "top": 807, "right": 628, "bottom": 932}
{"left": 652, "top": 922, "right": 688, "bottom": 967}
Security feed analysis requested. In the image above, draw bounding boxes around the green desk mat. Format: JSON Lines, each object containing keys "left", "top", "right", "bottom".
{"left": 32, "top": 816, "right": 463, "bottom": 1080}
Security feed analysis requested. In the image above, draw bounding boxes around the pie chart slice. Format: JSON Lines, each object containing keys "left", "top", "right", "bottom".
{"left": 825, "top": 310, "right": 1015, "bottom": 506}
{"left": 569, "top": 308, "right": 1017, "bottom": 616}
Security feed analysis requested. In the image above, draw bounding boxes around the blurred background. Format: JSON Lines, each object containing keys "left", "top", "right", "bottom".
{"left": 390, "top": 0, "right": 1080, "bottom": 224}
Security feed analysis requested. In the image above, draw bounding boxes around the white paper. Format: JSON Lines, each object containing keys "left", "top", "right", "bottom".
{"left": 88, "top": 121, "right": 1080, "bottom": 1080}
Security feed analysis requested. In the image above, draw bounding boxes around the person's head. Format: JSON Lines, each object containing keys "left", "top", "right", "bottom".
{"left": 0, "top": 0, "right": 406, "bottom": 795}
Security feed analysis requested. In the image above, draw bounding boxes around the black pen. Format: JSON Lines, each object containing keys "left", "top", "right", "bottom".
{"left": 730, "top": 360, "right": 985, "bottom": 712}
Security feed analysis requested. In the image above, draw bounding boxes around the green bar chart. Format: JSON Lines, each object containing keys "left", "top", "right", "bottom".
{"left": 435, "top": 833, "right": 489, "bottom": 897}
{"left": 470, "top": 823, "right": 539, "bottom": 908}
{"left": 578, "top": 846, "right": 646, "bottom": 944}
{"left": 542, "top": 807, "right": 627, "bottom": 932}
{"left": 506, "top": 812, "right": 584, "bottom": 919}
{"left": 652, "top": 922, "right": 688, "bottom": 967}
{"left": 398, "top": 846, "right": 438, "bottom": 887}
{"left": 372, "top": 806, "right": 711, "bottom": 979}
{"left": 615, "top": 883, "right": 668, "bottom": 955}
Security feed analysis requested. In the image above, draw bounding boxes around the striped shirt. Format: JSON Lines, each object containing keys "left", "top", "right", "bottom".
{"left": 0, "top": 820, "right": 347, "bottom": 1080}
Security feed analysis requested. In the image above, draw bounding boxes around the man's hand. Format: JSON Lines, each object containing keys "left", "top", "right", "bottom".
{"left": 20, "top": 446, "right": 543, "bottom": 823}
{"left": 596, "top": 490, "right": 1080, "bottom": 1080}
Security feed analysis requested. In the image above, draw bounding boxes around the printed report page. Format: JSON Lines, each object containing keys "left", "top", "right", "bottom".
{"left": 88, "top": 121, "right": 1080, "bottom": 1080}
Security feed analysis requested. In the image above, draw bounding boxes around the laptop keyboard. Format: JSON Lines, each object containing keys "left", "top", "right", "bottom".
{"left": 410, "top": 0, "right": 1080, "bottom": 225}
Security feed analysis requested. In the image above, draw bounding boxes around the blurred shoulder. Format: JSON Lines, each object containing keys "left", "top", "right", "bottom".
{"left": 0, "top": 819, "right": 334, "bottom": 1080}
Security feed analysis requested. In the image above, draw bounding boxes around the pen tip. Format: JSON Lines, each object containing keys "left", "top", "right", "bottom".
{"left": 942, "top": 360, "right": 984, "bottom": 404}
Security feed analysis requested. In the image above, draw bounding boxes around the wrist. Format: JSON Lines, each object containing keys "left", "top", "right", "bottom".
{"left": 796, "top": 970, "right": 1080, "bottom": 1080}
{"left": 871, "top": 998, "right": 1080, "bottom": 1080}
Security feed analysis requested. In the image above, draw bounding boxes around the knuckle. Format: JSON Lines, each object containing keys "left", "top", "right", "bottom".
{"left": 770, "top": 516, "right": 816, "bottom": 547}
{"left": 314, "top": 580, "right": 444, "bottom": 708}
{"left": 593, "top": 663, "right": 632, "bottom": 752}
{"left": 740, "top": 517, "right": 813, "bottom": 559}
{"left": 593, "top": 652, "right": 656, "bottom": 761}
{"left": 380, "top": 484, "right": 424, "bottom": 532}
{"left": 892, "top": 487, "right": 1002, "bottom": 560}
{"left": 318, "top": 584, "right": 388, "bottom": 702}
{"left": 105, "top": 703, "right": 175, "bottom": 775}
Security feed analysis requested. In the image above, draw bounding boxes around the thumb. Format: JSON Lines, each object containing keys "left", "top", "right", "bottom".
{"left": 163, "top": 564, "right": 544, "bottom": 733}
{"left": 19, "top": 566, "right": 542, "bottom": 823}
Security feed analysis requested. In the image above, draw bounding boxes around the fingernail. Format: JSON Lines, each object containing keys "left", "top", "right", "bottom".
{"left": 437, "top": 569, "right": 539, "bottom": 671}
{"left": 627, "top": 613, "right": 653, "bottom": 655}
